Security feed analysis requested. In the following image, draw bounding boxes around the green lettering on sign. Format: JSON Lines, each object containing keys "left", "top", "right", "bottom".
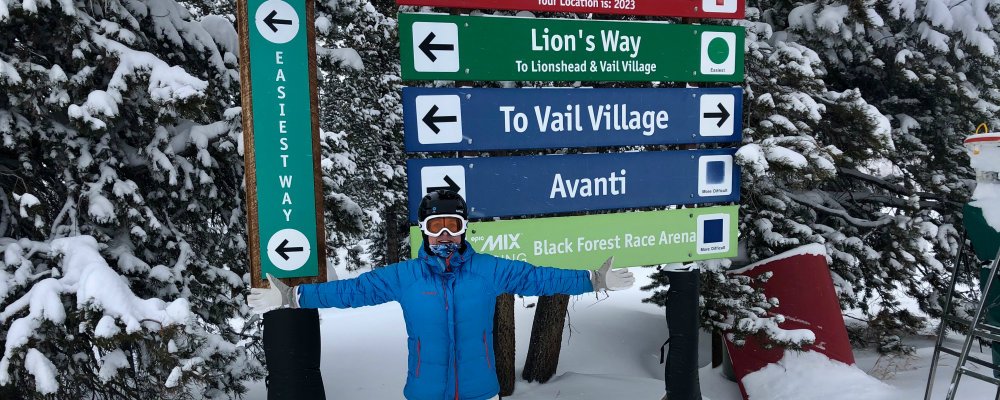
{"left": 244, "top": 0, "right": 322, "bottom": 279}
{"left": 399, "top": 13, "right": 745, "bottom": 83}
{"left": 410, "top": 206, "right": 739, "bottom": 269}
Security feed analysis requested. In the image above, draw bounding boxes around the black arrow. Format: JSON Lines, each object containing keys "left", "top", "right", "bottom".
{"left": 264, "top": 10, "right": 293, "bottom": 33}
{"left": 427, "top": 175, "right": 461, "bottom": 194}
{"left": 419, "top": 32, "right": 455, "bottom": 62}
{"left": 422, "top": 105, "right": 458, "bottom": 134}
{"left": 275, "top": 239, "right": 304, "bottom": 261}
{"left": 703, "top": 103, "right": 731, "bottom": 128}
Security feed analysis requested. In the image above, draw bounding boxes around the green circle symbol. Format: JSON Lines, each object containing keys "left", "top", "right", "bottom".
{"left": 707, "top": 37, "right": 731, "bottom": 64}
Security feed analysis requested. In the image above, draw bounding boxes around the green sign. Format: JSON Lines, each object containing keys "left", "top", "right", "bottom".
{"left": 399, "top": 13, "right": 745, "bottom": 83}
{"left": 410, "top": 206, "right": 739, "bottom": 269}
{"left": 240, "top": 0, "right": 325, "bottom": 282}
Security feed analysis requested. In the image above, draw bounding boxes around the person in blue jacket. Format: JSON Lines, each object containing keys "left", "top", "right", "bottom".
{"left": 249, "top": 190, "right": 635, "bottom": 400}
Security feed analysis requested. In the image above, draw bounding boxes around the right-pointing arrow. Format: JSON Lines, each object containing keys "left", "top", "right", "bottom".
{"left": 422, "top": 105, "right": 458, "bottom": 134}
{"left": 703, "top": 103, "right": 731, "bottom": 128}
{"left": 419, "top": 32, "right": 455, "bottom": 62}
{"left": 427, "top": 175, "right": 461, "bottom": 194}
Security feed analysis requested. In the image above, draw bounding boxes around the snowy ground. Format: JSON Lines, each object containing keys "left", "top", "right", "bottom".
{"left": 245, "top": 268, "right": 997, "bottom": 399}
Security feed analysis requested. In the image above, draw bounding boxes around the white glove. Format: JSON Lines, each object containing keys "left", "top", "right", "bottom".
{"left": 590, "top": 256, "right": 635, "bottom": 291}
{"left": 248, "top": 274, "right": 298, "bottom": 314}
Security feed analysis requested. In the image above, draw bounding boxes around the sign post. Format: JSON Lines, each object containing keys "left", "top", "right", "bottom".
{"left": 237, "top": 1, "right": 326, "bottom": 398}
{"left": 407, "top": 149, "right": 741, "bottom": 221}
{"left": 239, "top": 0, "right": 327, "bottom": 287}
{"left": 409, "top": 206, "right": 740, "bottom": 268}
{"left": 404, "top": 87, "right": 743, "bottom": 152}
{"left": 400, "top": 13, "right": 745, "bottom": 82}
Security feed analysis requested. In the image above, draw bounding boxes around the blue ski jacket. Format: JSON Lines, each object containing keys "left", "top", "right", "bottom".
{"left": 296, "top": 242, "right": 593, "bottom": 400}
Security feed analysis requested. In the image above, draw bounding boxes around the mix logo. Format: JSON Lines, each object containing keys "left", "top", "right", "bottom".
{"left": 415, "top": 94, "right": 463, "bottom": 144}
{"left": 702, "top": 0, "right": 739, "bottom": 14}
{"left": 696, "top": 213, "right": 731, "bottom": 255}
{"left": 412, "top": 22, "right": 460, "bottom": 72}
{"left": 698, "top": 155, "right": 733, "bottom": 197}
{"left": 420, "top": 165, "right": 467, "bottom": 199}
{"left": 700, "top": 32, "right": 736, "bottom": 76}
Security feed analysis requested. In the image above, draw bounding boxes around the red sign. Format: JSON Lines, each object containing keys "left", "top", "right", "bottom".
{"left": 396, "top": 0, "right": 745, "bottom": 19}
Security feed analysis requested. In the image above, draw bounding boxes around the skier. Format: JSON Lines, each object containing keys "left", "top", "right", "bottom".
{"left": 249, "top": 189, "right": 635, "bottom": 400}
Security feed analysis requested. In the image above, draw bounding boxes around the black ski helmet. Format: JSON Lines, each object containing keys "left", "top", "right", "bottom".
{"left": 417, "top": 189, "right": 467, "bottom": 221}
{"left": 418, "top": 190, "right": 468, "bottom": 253}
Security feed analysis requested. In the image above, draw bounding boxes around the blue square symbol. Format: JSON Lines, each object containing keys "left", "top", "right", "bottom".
{"left": 703, "top": 219, "right": 724, "bottom": 244}
{"left": 706, "top": 161, "right": 726, "bottom": 184}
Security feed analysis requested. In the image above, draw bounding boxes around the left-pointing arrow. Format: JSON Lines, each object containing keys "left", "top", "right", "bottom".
{"left": 422, "top": 105, "right": 458, "bottom": 134}
{"left": 275, "top": 238, "right": 304, "bottom": 261}
{"left": 264, "top": 10, "right": 293, "bottom": 33}
{"left": 419, "top": 32, "right": 455, "bottom": 62}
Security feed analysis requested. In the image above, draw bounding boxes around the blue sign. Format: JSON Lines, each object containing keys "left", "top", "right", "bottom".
{"left": 403, "top": 87, "right": 743, "bottom": 152}
{"left": 407, "top": 149, "right": 741, "bottom": 222}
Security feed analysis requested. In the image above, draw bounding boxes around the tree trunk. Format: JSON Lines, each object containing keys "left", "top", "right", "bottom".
{"left": 384, "top": 204, "right": 401, "bottom": 264}
{"left": 494, "top": 293, "right": 516, "bottom": 396}
{"left": 521, "top": 294, "right": 570, "bottom": 383}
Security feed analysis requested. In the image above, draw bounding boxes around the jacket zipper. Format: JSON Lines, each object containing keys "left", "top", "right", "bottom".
{"left": 415, "top": 338, "right": 422, "bottom": 378}
{"left": 483, "top": 331, "right": 492, "bottom": 369}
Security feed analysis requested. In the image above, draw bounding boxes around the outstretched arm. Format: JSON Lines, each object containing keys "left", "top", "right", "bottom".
{"left": 296, "top": 264, "right": 403, "bottom": 309}
{"left": 492, "top": 256, "right": 634, "bottom": 297}
{"left": 492, "top": 256, "right": 593, "bottom": 296}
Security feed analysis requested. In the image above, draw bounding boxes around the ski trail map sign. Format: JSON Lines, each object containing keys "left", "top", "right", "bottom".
{"left": 409, "top": 206, "right": 739, "bottom": 269}
{"left": 399, "top": 13, "right": 745, "bottom": 82}
{"left": 238, "top": 0, "right": 326, "bottom": 286}
{"left": 403, "top": 87, "right": 743, "bottom": 152}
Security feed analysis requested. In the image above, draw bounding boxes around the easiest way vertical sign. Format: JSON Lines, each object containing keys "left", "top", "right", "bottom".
{"left": 238, "top": 0, "right": 326, "bottom": 285}
{"left": 400, "top": 13, "right": 745, "bottom": 82}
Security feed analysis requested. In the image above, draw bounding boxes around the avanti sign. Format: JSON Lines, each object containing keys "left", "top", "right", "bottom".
{"left": 238, "top": 0, "right": 326, "bottom": 284}
{"left": 409, "top": 206, "right": 740, "bottom": 269}
{"left": 395, "top": 0, "right": 745, "bottom": 20}
{"left": 399, "top": 13, "right": 745, "bottom": 82}
{"left": 406, "top": 149, "right": 741, "bottom": 222}
{"left": 403, "top": 87, "right": 743, "bottom": 152}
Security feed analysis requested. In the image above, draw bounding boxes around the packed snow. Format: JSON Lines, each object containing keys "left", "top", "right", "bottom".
{"left": 244, "top": 267, "right": 994, "bottom": 400}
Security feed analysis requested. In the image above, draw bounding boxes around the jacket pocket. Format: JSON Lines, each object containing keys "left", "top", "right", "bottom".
{"left": 482, "top": 331, "right": 492, "bottom": 369}
{"left": 416, "top": 338, "right": 422, "bottom": 378}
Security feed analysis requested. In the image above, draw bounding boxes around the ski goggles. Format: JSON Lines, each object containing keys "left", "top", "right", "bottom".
{"left": 418, "top": 214, "right": 468, "bottom": 237}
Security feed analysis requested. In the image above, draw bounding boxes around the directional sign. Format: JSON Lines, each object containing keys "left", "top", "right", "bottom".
{"left": 406, "top": 149, "right": 741, "bottom": 222}
{"left": 403, "top": 87, "right": 743, "bottom": 152}
{"left": 409, "top": 206, "right": 740, "bottom": 269}
{"left": 396, "top": 0, "right": 745, "bottom": 20}
{"left": 399, "top": 13, "right": 745, "bottom": 82}
{"left": 238, "top": 0, "right": 326, "bottom": 286}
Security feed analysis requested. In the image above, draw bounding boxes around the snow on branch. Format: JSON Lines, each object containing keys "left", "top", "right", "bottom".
{"left": 783, "top": 190, "right": 894, "bottom": 228}
{"left": 0, "top": 235, "right": 191, "bottom": 389}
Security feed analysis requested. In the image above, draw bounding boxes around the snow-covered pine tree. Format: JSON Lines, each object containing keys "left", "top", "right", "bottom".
{"left": 0, "top": 1, "right": 262, "bottom": 397}
{"left": 642, "top": 4, "right": 892, "bottom": 349}
{"left": 645, "top": 0, "right": 1000, "bottom": 353}
{"left": 769, "top": 0, "right": 998, "bottom": 350}
{"left": 315, "top": 0, "right": 407, "bottom": 270}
